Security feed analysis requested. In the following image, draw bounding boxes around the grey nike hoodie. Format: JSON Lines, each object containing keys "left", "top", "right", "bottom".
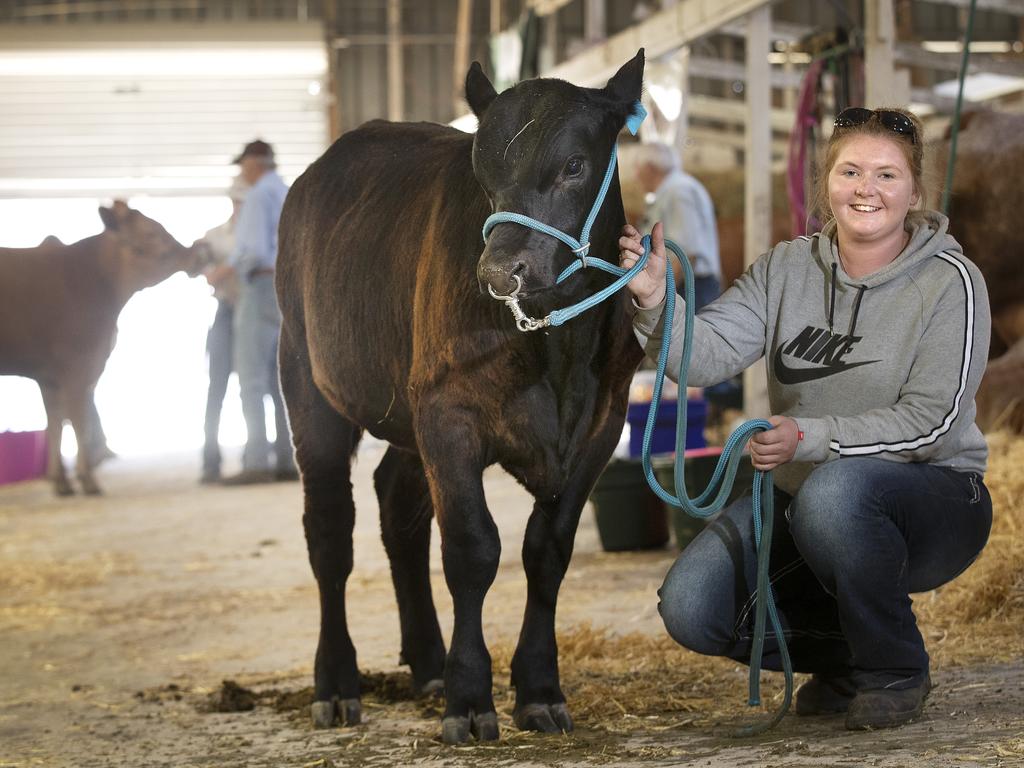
{"left": 633, "top": 209, "right": 991, "bottom": 494}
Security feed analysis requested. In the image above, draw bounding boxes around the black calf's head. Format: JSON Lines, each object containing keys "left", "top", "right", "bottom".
{"left": 469, "top": 51, "right": 644, "bottom": 300}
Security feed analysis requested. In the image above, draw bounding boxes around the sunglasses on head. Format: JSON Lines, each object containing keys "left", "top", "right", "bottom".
{"left": 833, "top": 107, "right": 917, "bottom": 145}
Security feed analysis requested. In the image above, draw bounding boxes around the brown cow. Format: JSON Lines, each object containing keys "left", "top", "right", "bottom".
{"left": 0, "top": 202, "right": 201, "bottom": 495}
{"left": 931, "top": 110, "right": 1024, "bottom": 432}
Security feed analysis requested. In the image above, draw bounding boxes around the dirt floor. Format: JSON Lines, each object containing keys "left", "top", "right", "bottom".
{"left": 1, "top": 442, "right": 1022, "bottom": 767}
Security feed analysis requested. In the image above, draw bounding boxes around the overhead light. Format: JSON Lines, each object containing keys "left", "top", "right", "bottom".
{"left": 922, "top": 41, "right": 1015, "bottom": 54}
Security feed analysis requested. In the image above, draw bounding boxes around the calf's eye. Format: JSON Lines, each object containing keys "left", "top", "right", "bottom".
{"left": 564, "top": 158, "right": 584, "bottom": 177}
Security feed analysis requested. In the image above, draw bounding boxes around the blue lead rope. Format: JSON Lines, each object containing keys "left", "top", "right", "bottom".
{"left": 481, "top": 128, "right": 793, "bottom": 733}
{"left": 640, "top": 235, "right": 794, "bottom": 736}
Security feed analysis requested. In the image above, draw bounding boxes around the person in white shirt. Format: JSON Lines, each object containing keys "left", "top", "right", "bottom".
{"left": 634, "top": 142, "right": 722, "bottom": 311}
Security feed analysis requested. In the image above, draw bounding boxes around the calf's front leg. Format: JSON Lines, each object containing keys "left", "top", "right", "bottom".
{"left": 511, "top": 427, "right": 624, "bottom": 733}
{"left": 418, "top": 409, "right": 500, "bottom": 745}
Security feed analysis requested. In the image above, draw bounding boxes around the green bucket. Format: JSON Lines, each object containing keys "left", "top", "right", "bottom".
{"left": 589, "top": 459, "right": 669, "bottom": 552}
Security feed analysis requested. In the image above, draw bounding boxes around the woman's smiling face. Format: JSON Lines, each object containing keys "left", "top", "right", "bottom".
{"left": 828, "top": 134, "right": 919, "bottom": 247}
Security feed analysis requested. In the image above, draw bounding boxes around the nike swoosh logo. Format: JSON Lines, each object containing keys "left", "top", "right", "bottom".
{"left": 773, "top": 345, "right": 880, "bottom": 384}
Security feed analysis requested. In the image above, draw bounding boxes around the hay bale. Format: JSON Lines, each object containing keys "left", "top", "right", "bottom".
{"left": 916, "top": 432, "right": 1024, "bottom": 664}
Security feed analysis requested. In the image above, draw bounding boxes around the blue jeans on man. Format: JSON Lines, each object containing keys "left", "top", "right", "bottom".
{"left": 658, "top": 458, "right": 991, "bottom": 692}
{"left": 233, "top": 273, "right": 295, "bottom": 476}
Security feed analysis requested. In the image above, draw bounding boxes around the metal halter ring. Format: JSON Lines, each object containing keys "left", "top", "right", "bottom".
{"left": 486, "top": 274, "right": 551, "bottom": 332}
{"left": 487, "top": 273, "right": 523, "bottom": 302}
{"left": 571, "top": 242, "right": 591, "bottom": 269}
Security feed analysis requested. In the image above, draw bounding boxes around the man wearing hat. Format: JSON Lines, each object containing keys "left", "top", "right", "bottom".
{"left": 221, "top": 139, "right": 297, "bottom": 484}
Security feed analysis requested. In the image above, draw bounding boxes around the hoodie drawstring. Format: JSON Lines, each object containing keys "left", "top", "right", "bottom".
{"left": 849, "top": 284, "right": 867, "bottom": 336}
{"left": 829, "top": 261, "right": 867, "bottom": 337}
{"left": 828, "top": 263, "right": 837, "bottom": 333}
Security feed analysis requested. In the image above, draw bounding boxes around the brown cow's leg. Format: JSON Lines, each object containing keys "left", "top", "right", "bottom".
{"left": 374, "top": 447, "right": 446, "bottom": 695}
{"left": 511, "top": 427, "right": 623, "bottom": 734}
{"left": 417, "top": 404, "right": 500, "bottom": 745}
{"left": 279, "top": 337, "right": 363, "bottom": 728}
{"left": 39, "top": 383, "right": 72, "bottom": 496}
{"left": 67, "top": 388, "right": 101, "bottom": 495}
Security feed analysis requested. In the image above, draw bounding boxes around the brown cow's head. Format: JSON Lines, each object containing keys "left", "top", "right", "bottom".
{"left": 99, "top": 201, "right": 202, "bottom": 289}
{"left": 468, "top": 51, "right": 645, "bottom": 307}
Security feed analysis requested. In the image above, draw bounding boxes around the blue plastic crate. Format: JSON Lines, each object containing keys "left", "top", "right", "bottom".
{"left": 627, "top": 398, "right": 707, "bottom": 457}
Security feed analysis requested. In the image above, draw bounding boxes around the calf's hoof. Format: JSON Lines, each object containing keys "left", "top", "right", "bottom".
{"left": 310, "top": 697, "right": 361, "bottom": 729}
{"left": 441, "top": 710, "right": 499, "bottom": 744}
{"left": 54, "top": 479, "right": 75, "bottom": 497}
{"left": 514, "top": 702, "right": 574, "bottom": 734}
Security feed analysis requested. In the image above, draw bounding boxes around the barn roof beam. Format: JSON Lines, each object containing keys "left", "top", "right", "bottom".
{"left": 894, "top": 43, "right": 1024, "bottom": 78}
{"left": 688, "top": 55, "right": 804, "bottom": 88}
{"left": 543, "top": 0, "right": 776, "bottom": 86}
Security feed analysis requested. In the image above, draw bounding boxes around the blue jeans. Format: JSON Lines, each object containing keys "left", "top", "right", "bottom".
{"left": 658, "top": 458, "right": 991, "bottom": 690}
{"left": 234, "top": 274, "right": 294, "bottom": 473}
{"left": 203, "top": 299, "right": 234, "bottom": 475}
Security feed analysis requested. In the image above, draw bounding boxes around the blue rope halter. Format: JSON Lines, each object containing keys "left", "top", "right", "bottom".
{"left": 480, "top": 103, "right": 793, "bottom": 735}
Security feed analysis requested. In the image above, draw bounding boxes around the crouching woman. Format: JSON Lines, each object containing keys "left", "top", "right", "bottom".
{"left": 619, "top": 107, "right": 992, "bottom": 730}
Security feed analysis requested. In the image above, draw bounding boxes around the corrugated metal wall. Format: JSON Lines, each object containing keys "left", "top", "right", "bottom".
{"left": 0, "top": 21, "right": 329, "bottom": 198}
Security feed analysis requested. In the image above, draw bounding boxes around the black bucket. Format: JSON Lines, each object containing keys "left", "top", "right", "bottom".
{"left": 590, "top": 459, "right": 669, "bottom": 552}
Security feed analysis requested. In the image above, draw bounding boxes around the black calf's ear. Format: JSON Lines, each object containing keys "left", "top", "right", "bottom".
{"left": 605, "top": 48, "right": 645, "bottom": 106}
{"left": 465, "top": 61, "right": 498, "bottom": 118}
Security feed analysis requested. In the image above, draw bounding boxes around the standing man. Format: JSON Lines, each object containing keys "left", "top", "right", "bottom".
{"left": 221, "top": 140, "right": 297, "bottom": 485}
{"left": 196, "top": 175, "right": 247, "bottom": 484}
{"left": 635, "top": 142, "right": 722, "bottom": 311}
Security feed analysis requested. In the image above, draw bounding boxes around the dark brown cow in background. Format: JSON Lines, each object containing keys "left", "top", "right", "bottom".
{"left": 0, "top": 202, "right": 200, "bottom": 495}
{"left": 931, "top": 110, "right": 1024, "bottom": 433}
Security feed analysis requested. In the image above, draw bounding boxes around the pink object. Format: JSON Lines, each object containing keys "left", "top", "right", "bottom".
{"left": 0, "top": 430, "right": 48, "bottom": 485}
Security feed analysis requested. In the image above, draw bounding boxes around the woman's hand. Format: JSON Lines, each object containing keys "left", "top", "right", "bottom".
{"left": 619, "top": 221, "right": 667, "bottom": 309}
{"left": 749, "top": 416, "right": 800, "bottom": 471}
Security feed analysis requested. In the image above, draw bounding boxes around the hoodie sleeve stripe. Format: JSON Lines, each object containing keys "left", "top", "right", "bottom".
{"left": 827, "top": 251, "right": 973, "bottom": 455}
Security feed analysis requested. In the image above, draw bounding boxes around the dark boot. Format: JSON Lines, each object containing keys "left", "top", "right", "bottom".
{"left": 795, "top": 673, "right": 858, "bottom": 716}
{"left": 845, "top": 675, "right": 931, "bottom": 730}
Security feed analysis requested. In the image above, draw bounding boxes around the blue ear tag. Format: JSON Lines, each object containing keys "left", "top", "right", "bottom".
{"left": 625, "top": 101, "right": 647, "bottom": 136}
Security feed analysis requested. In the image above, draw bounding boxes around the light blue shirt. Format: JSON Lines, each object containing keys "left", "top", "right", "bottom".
{"left": 643, "top": 169, "right": 721, "bottom": 279}
{"left": 230, "top": 170, "right": 288, "bottom": 275}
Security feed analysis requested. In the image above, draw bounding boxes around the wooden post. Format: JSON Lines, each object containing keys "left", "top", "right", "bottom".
{"left": 454, "top": 0, "right": 473, "bottom": 116}
{"left": 743, "top": 4, "right": 771, "bottom": 419}
{"left": 323, "top": 0, "right": 341, "bottom": 140}
{"left": 865, "top": 0, "right": 909, "bottom": 107}
{"left": 387, "top": 0, "right": 403, "bottom": 122}
{"left": 491, "top": 0, "right": 502, "bottom": 36}
{"left": 673, "top": 46, "right": 690, "bottom": 164}
{"left": 540, "top": 11, "right": 558, "bottom": 73}
{"left": 584, "top": 0, "right": 606, "bottom": 45}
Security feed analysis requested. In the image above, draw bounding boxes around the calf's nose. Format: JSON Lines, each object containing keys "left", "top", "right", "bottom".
{"left": 477, "top": 258, "right": 525, "bottom": 297}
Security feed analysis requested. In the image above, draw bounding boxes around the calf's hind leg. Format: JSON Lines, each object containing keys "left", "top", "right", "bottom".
{"left": 375, "top": 447, "right": 446, "bottom": 695}
{"left": 279, "top": 340, "right": 363, "bottom": 728}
